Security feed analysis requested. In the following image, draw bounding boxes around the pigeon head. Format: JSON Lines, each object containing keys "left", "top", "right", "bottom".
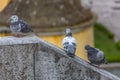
{"left": 10, "top": 15, "right": 19, "bottom": 23}
{"left": 85, "top": 45, "right": 93, "bottom": 50}
{"left": 66, "top": 28, "right": 72, "bottom": 36}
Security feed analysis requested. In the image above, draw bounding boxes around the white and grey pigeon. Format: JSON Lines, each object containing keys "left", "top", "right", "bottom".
{"left": 10, "top": 15, "right": 33, "bottom": 37}
{"left": 85, "top": 45, "right": 107, "bottom": 66}
{"left": 62, "top": 28, "right": 76, "bottom": 58}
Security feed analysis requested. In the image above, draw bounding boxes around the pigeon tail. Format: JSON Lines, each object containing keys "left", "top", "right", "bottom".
{"left": 103, "top": 57, "right": 108, "bottom": 64}
{"left": 66, "top": 45, "right": 76, "bottom": 57}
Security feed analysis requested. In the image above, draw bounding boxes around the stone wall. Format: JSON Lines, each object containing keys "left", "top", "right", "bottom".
{"left": 0, "top": 36, "right": 119, "bottom": 80}
{"left": 0, "top": 0, "right": 92, "bottom": 29}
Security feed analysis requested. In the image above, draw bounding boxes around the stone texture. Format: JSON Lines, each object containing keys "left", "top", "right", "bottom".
{"left": 36, "top": 38, "right": 120, "bottom": 80}
{"left": 0, "top": 0, "right": 92, "bottom": 34}
{"left": 0, "top": 35, "right": 40, "bottom": 45}
{"left": 0, "top": 36, "right": 120, "bottom": 80}
{"left": 0, "top": 35, "right": 39, "bottom": 80}
{"left": 35, "top": 43, "right": 100, "bottom": 80}
{"left": 0, "top": 44, "right": 37, "bottom": 80}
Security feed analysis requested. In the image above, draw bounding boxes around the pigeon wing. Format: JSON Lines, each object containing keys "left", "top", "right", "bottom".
{"left": 71, "top": 38, "right": 76, "bottom": 48}
{"left": 19, "top": 20, "right": 33, "bottom": 33}
{"left": 88, "top": 54, "right": 97, "bottom": 63}
{"left": 86, "top": 48, "right": 98, "bottom": 64}
{"left": 62, "top": 37, "right": 69, "bottom": 48}
{"left": 87, "top": 49, "right": 98, "bottom": 57}
{"left": 101, "top": 56, "right": 107, "bottom": 64}
{"left": 67, "top": 44, "right": 76, "bottom": 55}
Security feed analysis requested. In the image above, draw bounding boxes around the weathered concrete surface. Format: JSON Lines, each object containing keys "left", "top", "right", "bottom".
{"left": 36, "top": 46, "right": 100, "bottom": 80}
{"left": 0, "top": 44, "right": 36, "bottom": 80}
{"left": 36, "top": 39, "right": 120, "bottom": 80}
{"left": 0, "top": 35, "right": 40, "bottom": 80}
{"left": 0, "top": 35, "right": 120, "bottom": 80}
{"left": 0, "top": 35, "right": 40, "bottom": 45}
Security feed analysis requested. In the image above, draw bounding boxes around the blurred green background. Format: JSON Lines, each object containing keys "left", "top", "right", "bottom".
{"left": 95, "top": 23, "right": 120, "bottom": 63}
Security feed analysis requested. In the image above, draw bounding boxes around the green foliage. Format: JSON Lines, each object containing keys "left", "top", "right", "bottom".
{"left": 95, "top": 23, "right": 114, "bottom": 39}
{"left": 94, "top": 23, "right": 120, "bottom": 63}
{"left": 116, "top": 41, "right": 120, "bottom": 50}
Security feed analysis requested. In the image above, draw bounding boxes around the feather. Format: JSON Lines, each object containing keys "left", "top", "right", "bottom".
{"left": 10, "top": 15, "right": 33, "bottom": 36}
{"left": 85, "top": 45, "right": 107, "bottom": 66}
{"left": 62, "top": 28, "right": 76, "bottom": 58}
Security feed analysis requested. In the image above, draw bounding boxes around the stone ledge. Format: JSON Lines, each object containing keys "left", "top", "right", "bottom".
{"left": 38, "top": 38, "right": 120, "bottom": 80}
{"left": 0, "top": 36, "right": 120, "bottom": 80}
{"left": 0, "top": 35, "right": 40, "bottom": 45}
{"left": 101, "top": 63, "right": 120, "bottom": 68}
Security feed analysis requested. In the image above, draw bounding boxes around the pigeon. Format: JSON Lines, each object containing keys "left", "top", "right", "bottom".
{"left": 9, "top": 15, "right": 33, "bottom": 37}
{"left": 62, "top": 28, "right": 76, "bottom": 58}
{"left": 85, "top": 45, "right": 107, "bottom": 66}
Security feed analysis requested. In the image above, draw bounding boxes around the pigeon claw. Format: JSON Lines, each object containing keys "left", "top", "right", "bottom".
{"left": 67, "top": 53, "right": 75, "bottom": 58}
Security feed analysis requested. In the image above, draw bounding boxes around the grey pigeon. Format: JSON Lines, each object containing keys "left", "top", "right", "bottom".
{"left": 10, "top": 15, "right": 33, "bottom": 37}
{"left": 62, "top": 28, "right": 76, "bottom": 58}
{"left": 85, "top": 45, "right": 107, "bottom": 66}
